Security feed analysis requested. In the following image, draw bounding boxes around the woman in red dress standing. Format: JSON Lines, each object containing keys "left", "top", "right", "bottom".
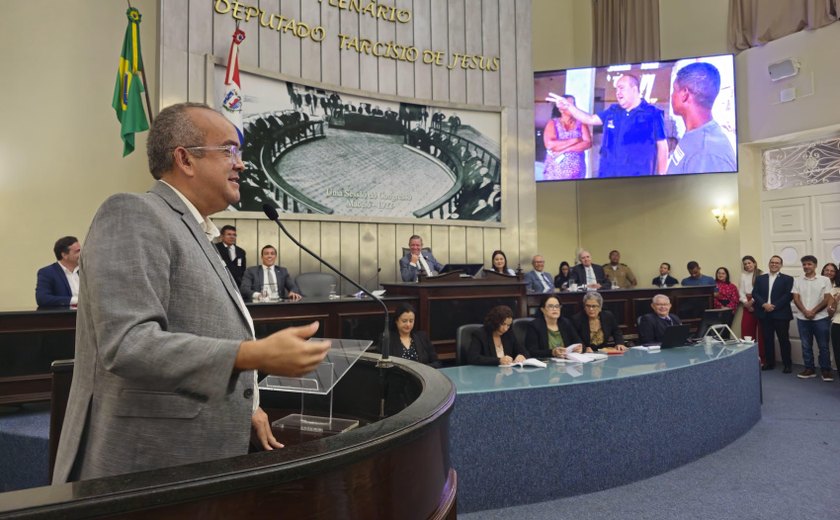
{"left": 739, "top": 256, "right": 765, "bottom": 366}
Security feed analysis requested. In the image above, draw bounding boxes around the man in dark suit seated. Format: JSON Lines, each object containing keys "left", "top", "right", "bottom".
{"left": 215, "top": 225, "right": 246, "bottom": 286}
{"left": 569, "top": 249, "right": 609, "bottom": 290}
{"left": 651, "top": 262, "right": 679, "bottom": 287}
{"left": 399, "top": 235, "right": 443, "bottom": 282}
{"left": 240, "top": 245, "right": 302, "bottom": 302}
{"left": 35, "top": 236, "right": 81, "bottom": 308}
{"left": 638, "top": 294, "right": 683, "bottom": 344}
{"left": 752, "top": 255, "right": 795, "bottom": 372}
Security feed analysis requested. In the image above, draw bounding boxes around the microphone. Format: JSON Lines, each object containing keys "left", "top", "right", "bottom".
{"left": 354, "top": 267, "right": 382, "bottom": 298}
{"left": 262, "top": 205, "right": 392, "bottom": 367}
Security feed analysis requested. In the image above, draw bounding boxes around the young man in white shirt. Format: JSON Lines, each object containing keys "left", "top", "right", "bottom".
{"left": 792, "top": 255, "right": 834, "bottom": 381}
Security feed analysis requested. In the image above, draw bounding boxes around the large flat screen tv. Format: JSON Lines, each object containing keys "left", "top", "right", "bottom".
{"left": 534, "top": 54, "right": 736, "bottom": 181}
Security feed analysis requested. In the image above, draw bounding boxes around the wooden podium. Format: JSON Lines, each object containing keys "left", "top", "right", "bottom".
{"left": 3, "top": 355, "right": 456, "bottom": 519}
{"left": 382, "top": 272, "right": 527, "bottom": 360}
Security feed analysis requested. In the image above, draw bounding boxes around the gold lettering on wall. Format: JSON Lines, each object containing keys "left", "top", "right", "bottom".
{"left": 317, "top": 0, "right": 411, "bottom": 24}
{"left": 213, "top": 0, "right": 498, "bottom": 70}
{"left": 214, "top": 0, "right": 327, "bottom": 42}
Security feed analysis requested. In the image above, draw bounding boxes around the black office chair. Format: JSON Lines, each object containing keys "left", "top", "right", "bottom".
{"left": 456, "top": 324, "right": 482, "bottom": 365}
{"left": 512, "top": 317, "right": 534, "bottom": 352}
{"left": 295, "top": 272, "right": 338, "bottom": 297}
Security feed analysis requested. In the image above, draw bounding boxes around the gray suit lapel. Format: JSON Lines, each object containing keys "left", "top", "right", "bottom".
{"left": 149, "top": 182, "right": 249, "bottom": 326}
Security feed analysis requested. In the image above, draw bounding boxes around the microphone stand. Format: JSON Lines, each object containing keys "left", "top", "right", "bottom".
{"left": 354, "top": 267, "right": 382, "bottom": 298}
{"left": 262, "top": 205, "right": 393, "bottom": 417}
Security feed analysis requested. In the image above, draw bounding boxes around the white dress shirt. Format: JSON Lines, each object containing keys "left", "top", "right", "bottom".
{"left": 60, "top": 263, "right": 80, "bottom": 305}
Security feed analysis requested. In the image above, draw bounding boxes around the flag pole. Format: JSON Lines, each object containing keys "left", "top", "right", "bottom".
{"left": 126, "top": 0, "right": 153, "bottom": 124}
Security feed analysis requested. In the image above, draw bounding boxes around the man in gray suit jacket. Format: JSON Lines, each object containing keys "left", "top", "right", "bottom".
{"left": 53, "top": 103, "right": 330, "bottom": 483}
{"left": 524, "top": 255, "right": 555, "bottom": 294}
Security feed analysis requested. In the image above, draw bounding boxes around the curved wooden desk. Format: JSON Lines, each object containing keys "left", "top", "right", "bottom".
{"left": 441, "top": 343, "right": 761, "bottom": 514}
{"left": 0, "top": 355, "right": 456, "bottom": 519}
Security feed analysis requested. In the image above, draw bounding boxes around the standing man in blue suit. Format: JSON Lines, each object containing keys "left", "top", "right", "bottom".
{"left": 35, "top": 236, "right": 81, "bottom": 308}
{"left": 400, "top": 235, "right": 443, "bottom": 282}
{"left": 524, "top": 255, "right": 555, "bottom": 294}
{"left": 752, "top": 255, "right": 794, "bottom": 373}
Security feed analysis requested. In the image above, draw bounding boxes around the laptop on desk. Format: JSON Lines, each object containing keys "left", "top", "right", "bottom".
{"left": 659, "top": 324, "right": 691, "bottom": 348}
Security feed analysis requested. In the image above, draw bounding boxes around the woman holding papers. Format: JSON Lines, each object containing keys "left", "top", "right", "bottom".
{"left": 571, "top": 292, "right": 627, "bottom": 352}
{"left": 386, "top": 303, "right": 441, "bottom": 368}
{"left": 467, "top": 305, "right": 530, "bottom": 365}
{"left": 525, "top": 295, "right": 583, "bottom": 358}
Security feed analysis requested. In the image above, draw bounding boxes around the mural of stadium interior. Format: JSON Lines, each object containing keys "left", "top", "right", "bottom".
{"left": 236, "top": 81, "right": 502, "bottom": 222}
{"left": 163, "top": 0, "right": 537, "bottom": 293}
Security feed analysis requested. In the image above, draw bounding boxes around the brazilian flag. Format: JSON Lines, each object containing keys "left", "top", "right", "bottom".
{"left": 112, "top": 7, "right": 149, "bottom": 157}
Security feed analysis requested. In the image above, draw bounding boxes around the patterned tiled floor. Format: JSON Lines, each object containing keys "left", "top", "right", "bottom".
{"left": 274, "top": 128, "right": 456, "bottom": 217}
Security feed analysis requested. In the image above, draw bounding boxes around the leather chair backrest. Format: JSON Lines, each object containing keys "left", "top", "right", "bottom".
{"left": 401, "top": 247, "right": 433, "bottom": 258}
{"left": 295, "top": 272, "right": 338, "bottom": 297}
{"left": 455, "top": 324, "right": 482, "bottom": 365}
{"left": 511, "top": 317, "right": 534, "bottom": 352}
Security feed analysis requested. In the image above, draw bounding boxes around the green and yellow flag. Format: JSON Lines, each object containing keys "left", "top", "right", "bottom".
{"left": 112, "top": 7, "right": 149, "bottom": 157}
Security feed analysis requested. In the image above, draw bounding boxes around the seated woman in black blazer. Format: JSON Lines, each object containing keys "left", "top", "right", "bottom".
{"left": 554, "top": 261, "right": 572, "bottom": 290}
{"left": 387, "top": 302, "right": 440, "bottom": 368}
{"left": 466, "top": 305, "right": 529, "bottom": 365}
{"left": 525, "top": 294, "right": 583, "bottom": 358}
{"left": 571, "top": 291, "right": 627, "bottom": 352}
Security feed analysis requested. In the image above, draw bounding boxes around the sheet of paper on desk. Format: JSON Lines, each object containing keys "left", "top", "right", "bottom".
{"left": 565, "top": 352, "right": 608, "bottom": 363}
{"left": 631, "top": 345, "right": 661, "bottom": 352}
{"left": 499, "top": 358, "right": 547, "bottom": 368}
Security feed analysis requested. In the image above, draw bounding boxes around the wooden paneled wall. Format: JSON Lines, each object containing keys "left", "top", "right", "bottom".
{"left": 160, "top": 0, "right": 537, "bottom": 293}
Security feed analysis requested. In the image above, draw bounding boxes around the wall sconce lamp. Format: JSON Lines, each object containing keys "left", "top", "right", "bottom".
{"left": 712, "top": 208, "right": 728, "bottom": 230}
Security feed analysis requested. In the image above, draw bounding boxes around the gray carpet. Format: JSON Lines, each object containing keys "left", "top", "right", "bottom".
{"left": 462, "top": 366, "right": 840, "bottom": 519}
